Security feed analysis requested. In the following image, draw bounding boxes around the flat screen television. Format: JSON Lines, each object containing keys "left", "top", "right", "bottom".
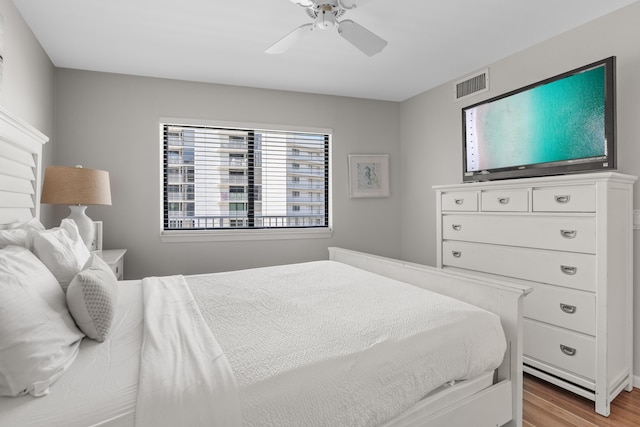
{"left": 462, "top": 56, "right": 616, "bottom": 182}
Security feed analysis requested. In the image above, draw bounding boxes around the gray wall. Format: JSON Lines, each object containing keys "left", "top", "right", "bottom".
{"left": 0, "top": 0, "right": 55, "bottom": 223}
{"left": 53, "top": 70, "right": 401, "bottom": 279}
{"left": 400, "top": 1, "right": 640, "bottom": 380}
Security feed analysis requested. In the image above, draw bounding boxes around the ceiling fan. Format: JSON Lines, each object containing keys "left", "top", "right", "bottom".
{"left": 266, "top": 0, "right": 388, "bottom": 57}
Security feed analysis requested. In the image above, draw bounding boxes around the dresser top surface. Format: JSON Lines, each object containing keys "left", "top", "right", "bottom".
{"left": 433, "top": 171, "right": 637, "bottom": 191}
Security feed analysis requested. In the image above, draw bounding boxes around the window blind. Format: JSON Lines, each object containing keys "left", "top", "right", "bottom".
{"left": 162, "top": 123, "right": 330, "bottom": 231}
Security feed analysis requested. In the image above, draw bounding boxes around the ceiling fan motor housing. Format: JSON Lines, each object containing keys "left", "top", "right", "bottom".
{"left": 316, "top": 5, "right": 337, "bottom": 29}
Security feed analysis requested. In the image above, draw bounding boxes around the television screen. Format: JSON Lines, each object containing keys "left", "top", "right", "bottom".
{"left": 462, "top": 57, "right": 615, "bottom": 182}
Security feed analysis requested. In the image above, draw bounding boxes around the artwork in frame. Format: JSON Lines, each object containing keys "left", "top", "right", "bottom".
{"left": 91, "top": 221, "right": 103, "bottom": 252}
{"left": 348, "top": 154, "right": 390, "bottom": 198}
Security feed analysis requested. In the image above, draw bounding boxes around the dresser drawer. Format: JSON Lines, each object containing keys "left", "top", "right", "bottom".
{"left": 524, "top": 320, "right": 595, "bottom": 381}
{"left": 442, "top": 214, "right": 596, "bottom": 254}
{"left": 533, "top": 185, "right": 596, "bottom": 212}
{"left": 524, "top": 282, "right": 596, "bottom": 335}
{"left": 442, "top": 241, "right": 596, "bottom": 291}
{"left": 481, "top": 189, "right": 529, "bottom": 212}
{"left": 441, "top": 191, "right": 478, "bottom": 212}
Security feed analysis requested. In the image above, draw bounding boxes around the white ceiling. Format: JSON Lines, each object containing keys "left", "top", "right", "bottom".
{"left": 13, "top": 0, "right": 640, "bottom": 102}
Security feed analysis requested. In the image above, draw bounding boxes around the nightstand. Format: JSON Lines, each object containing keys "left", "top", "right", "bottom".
{"left": 98, "top": 249, "right": 127, "bottom": 280}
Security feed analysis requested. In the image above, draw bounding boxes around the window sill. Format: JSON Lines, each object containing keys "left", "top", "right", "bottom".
{"left": 161, "top": 227, "right": 333, "bottom": 243}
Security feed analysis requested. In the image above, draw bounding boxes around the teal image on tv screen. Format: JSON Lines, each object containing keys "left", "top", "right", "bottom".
{"left": 466, "top": 65, "right": 606, "bottom": 172}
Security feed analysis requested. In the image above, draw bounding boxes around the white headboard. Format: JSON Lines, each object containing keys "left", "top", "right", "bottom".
{"left": 0, "top": 105, "right": 49, "bottom": 226}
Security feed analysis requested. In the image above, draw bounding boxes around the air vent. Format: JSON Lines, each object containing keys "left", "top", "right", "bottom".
{"left": 454, "top": 69, "right": 489, "bottom": 101}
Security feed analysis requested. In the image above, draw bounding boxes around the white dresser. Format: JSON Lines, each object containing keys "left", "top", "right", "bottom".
{"left": 434, "top": 172, "right": 636, "bottom": 417}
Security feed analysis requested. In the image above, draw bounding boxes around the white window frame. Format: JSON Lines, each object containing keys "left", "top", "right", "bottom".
{"left": 159, "top": 118, "right": 333, "bottom": 242}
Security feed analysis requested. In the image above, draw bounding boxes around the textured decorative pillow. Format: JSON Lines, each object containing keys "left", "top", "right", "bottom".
{"left": 0, "top": 218, "right": 45, "bottom": 249}
{"left": 30, "top": 219, "right": 91, "bottom": 291}
{"left": 0, "top": 245, "right": 84, "bottom": 397}
{"left": 66, "top": 254, "right": 119, "bottom": 342}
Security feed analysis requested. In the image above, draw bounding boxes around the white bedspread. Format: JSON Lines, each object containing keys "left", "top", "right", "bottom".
{"left": 186, "top": 260, "right": 507, "bottom": 427}
{"left": 136, "top": 275, "right": 241, "bottom": 427}
{"left": 0, "top": 260, "right": 506, "bottom": 427}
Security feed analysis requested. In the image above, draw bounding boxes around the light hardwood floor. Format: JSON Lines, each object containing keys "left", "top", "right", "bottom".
{"left": 523, "top": 374, "right": 640, "bottom": 426}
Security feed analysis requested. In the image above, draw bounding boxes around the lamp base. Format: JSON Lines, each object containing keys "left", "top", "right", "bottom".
{"left": 66, "top": 205, "right": 96, "bottom": 250}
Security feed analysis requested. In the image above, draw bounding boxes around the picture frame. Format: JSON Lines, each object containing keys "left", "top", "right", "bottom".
{"left": 92, "top": 220, "right": 103, "bottom": 252}
{"left": 348, "top": 154, "right": 390, "bottom": 198}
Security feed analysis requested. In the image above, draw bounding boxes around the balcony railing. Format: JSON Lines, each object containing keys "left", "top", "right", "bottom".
{"left": 221, "top": 176, "right": 248, "bottom": 185}
{"left": 288, "top": 166, "right": 325, "bottom": 176}
{"left": 165, "top": 214, "right": 326, "bottom": 229}
{"left": 288, "top": 153, "right": 326, "bottom": 163}
{"left": 167, "top": 173, "right": 195, "bottom": 184}
{"left": 288, "top": 182, "right": 325, "bottom": 190}
{"left": 167, "top": 193, "right": 195, "bottom": 202}
{"left": 220, "top": 193, "right": 249, "bottom": 202}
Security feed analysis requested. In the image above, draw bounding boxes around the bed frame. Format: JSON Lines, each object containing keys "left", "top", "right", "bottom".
{"left": 330, "top": 247, "right": 531, "bottom": 427}
{"left": 0, "top": 105, "right": 48, "bottom": 226}
{"left": 0, "top": 106, "right": 531, "bottom": 427}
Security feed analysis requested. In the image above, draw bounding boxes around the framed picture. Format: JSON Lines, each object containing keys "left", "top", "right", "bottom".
{"left": 348, "top": 154, "right": 390, "bottom": 198}
{"left": 92, "top": 221, "right": 103, "bottom": 252}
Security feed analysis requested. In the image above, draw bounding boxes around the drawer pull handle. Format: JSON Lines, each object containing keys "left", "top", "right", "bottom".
{"left": 452, "top": 224, "right": 462, "bottom": 231}
{"left": 560, "top": 229, "right": 577, "bottom": 239}
{"left": 452, "top": 251, "right": 462, "bottom": 258}
{"left": 560, "top": 345, "right": 577, "bottom": 357}
{"left": 560, "top": 303, "right": 577, "bottom": 314}
{"left": 555, "top": 195, "right": 571, "bottom": 204}
{"left": 497, "top": 197, "right": 510, "bottom": 204}
{"left": 454, "top": 198, "right": 464, "bottom": 205}
{"left": 560, "top": 265, "right": 577, "bottom": 275}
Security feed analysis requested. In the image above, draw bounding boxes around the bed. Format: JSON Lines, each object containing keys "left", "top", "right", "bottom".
{"left": 0, "top": 105, "right": 531, "bottom": 427}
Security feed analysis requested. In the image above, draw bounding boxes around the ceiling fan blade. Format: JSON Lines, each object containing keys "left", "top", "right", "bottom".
{"left": 337, "top": 19, "right": 387, "bottom": 56}
{"left": 289, "top": 0, "right": 314, "bottom": 7}
{"left": 266, "top": 23, "right": 314, "bottom": 54}
{"left": 339, "top": 0, "right": 374, "bottom": 9}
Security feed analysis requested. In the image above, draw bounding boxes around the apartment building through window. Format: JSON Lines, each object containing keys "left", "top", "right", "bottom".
{"left": 162, "top": 122, "right": 330, "bottom": 232}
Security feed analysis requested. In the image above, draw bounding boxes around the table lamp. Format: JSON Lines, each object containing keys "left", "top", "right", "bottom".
{"left": 41, "top": 165, "right": 112, "bottom": 250}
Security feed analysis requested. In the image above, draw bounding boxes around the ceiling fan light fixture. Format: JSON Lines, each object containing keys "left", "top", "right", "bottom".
{"left": 316, "top": 7, "right": 337, "bottom": 29}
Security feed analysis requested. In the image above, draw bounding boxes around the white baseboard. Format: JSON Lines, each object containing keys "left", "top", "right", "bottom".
{"left": 633, "top": 375, "right": 640, "bottom": 389}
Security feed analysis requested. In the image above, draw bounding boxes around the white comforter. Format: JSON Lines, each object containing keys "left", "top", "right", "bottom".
{"left": 136, "top": 275, "right": 241, "bottom": 427}
{"left": 173, "top": 260, "right": 506, "bottom": 427}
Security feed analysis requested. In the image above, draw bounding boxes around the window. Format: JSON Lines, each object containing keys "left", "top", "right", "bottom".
{"left": 162, "top": 121, "right": 330, "bottom": 236}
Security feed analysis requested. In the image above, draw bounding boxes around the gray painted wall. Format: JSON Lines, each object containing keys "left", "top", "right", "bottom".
{"left": 53, "top": 70, "right": 401, "bottom": 279}
{"left": 0, "top": 0, "right": 55, "bottom": 222}
{"left": 400, "top": 1, "right": 640, "bottom": 380}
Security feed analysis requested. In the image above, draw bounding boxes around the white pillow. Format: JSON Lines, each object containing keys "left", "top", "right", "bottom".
{"left": 67, "top": 254, "right": 119, "bottom": 342}
{"left": 30, "top": 219, "right": 91, "bottom": 291}
{"left": 0, "top": 245, "right": 84, "bottom": 397}
{"left": 0, "top": 218, "right": 45, "bottom": 249}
